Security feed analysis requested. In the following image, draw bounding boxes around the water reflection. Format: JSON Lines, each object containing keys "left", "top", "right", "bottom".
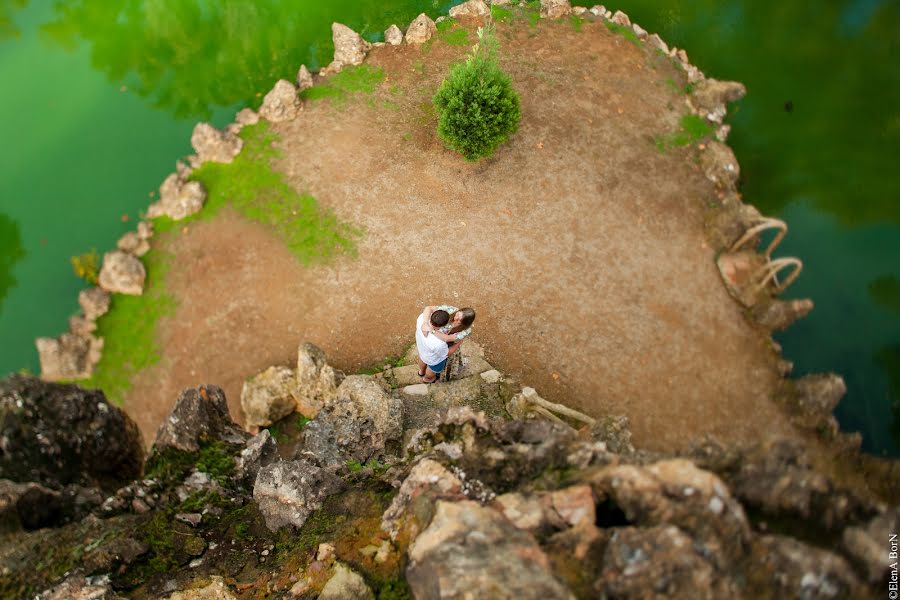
{"left": 869, "top": 275, "right": 900, "bottom": 317}
{"left": 0, "top": 212, "right": 25, "bottom": 316}
{"left": 39, "top": 0, "right": 443, "bottom": 119}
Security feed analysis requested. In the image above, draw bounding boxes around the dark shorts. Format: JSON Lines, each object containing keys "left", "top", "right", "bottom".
{"left": 428, "top": 358, "right": 447, "bottom": 373}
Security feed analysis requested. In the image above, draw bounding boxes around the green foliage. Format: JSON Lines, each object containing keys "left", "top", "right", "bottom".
{"left": 296, "top": 414, "right": 311, "bottom": 429}
{"left": 655, "top": 114, "right": 716, "bottom": 152}
{"left": 70, "top": 249, "right": 100, "bottom": 285}
{"left": 346, "top": 458, "right": 384, "bottom": 472}
{"left": 433, "top": 24, "right": 521, "bottom": 161}
{"left": 300, "top": 65, "right": 385, "bottom": 106}
{"left": 144, "top": 440, "right": 236, "bottom": 486}
{"left": 376, "top": 579, "right": 413, "bottom": 600}
{"left": 568, "top": 14, "right": 585, "bottom": 32}
{"left": 77, "top": 247, "right": 175, "bottom": 403}
{"left": 604, "top": 20, "right": 640, "bottom": 44}
{"left": 490, "top": 5, "right": 514, "bottom": 22}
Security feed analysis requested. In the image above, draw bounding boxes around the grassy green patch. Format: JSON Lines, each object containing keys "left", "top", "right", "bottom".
{"left": 491, "top": 5, "right": 514, "bottom": 22}
{"left": 655, "top": 114, "right": 716, "bottom": 152}
{"left": 300, "top": 64, "right": 386, "bottom": 106}
{"left": 346, "top": 458, "right": 386, "bottom": 473}
{"left": 605, "top": 20, "right": 640, "bottom": 45}
{"left": 568, "top": 14, "right": 585, "bottom": 31}
{"left": 77, "top": 247, "right": 175, "bottom": 404}
{"left": 526, "top": 9, "right": 541, "bottom": 27}
{"left": 144, "top": 440, "right": 236, "bottom": 486}
{"left": 429, "top": 19, "right": 470, "bottom": 48}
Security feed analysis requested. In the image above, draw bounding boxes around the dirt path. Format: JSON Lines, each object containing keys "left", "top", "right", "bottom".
{"left": 125, "top": 17, "right": 793, "bottom": 452}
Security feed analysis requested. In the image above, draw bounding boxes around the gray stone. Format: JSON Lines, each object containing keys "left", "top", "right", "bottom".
{"left": 36, "top": 333, "right": 103, "bottom": 381}
{"left": 700, "top": 141, "right": 740, "bottom": 189}
{"left": 79, "top": 287, "right": 110, "bottom": 321}
{"left": 405, "top": 13, "right": 437, "bottom": 45}
{"left": 295, "top": 342, "right": 342, "bottom": 417}
{"left": 632, "top": 22, "right": 648, "bottom": 39}
{"left": 384, "top": 24, "right": 403, "bottom": 46}
{"left": 253, "top": 459, "right": 344, "bottom": 531}
{"left": 116, "top": 231, "right": 149, "bottom": 257}
{"left": 163, "top": 576, "right": 237, "bottom": 600}
{"left": 449, "top": 0, "right": 490, "bottom": 19}
{"left": 541, "top": 0, "right": 573, "bottom": 19}
{"left": 480, "top": 370, "right": 502, "bottom": 383}
{"left": 236, "top": 429, "right": 279, "bottom": 486}
{"left": 190, "top": 122, "right": 243, "bottom": 164}
{"left": 296, "top": 65, "right": 314, "bottom": 91}
{"left": 647, "top": 33, "right": 669, "bottom": 54}
{"left": 747, "top": 535, "right": 861, "bottom": 598}
{"left": 407, "top": 500, "right": 574, "bottom": 599}
{"left": 98, "top": 251, "right": 145, "bottom": 296}
{"left": 136, "top": 220, "right": 153, "bottom": 240}
{"left": 320, "top": 563, "right": 375, "bottom": 600}
{"left": 38, "top": 574, "right": 124, "bottom": 600}
{"left": 259, "top": 79, "right": 301, "bottom": 123}
{"left": 152, "top": 384, "right": 247, "bottom": 454}
{"left": 148, "top": 173, "right": 207, "bottom": 221}
{"left": 381, "top": 458, "right": 464, "bottom": 540}
{"left": 241, "top": 366, "right": 298, "bottom": 428}
{"left": 332, "top": 23, "right": 371, "bottom": 67}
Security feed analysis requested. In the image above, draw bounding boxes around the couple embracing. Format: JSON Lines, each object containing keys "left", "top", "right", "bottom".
{"left": 415, "top": 305, "right": 476, "bottom": 384}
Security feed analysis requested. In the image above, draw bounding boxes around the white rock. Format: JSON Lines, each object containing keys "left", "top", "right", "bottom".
{"left": 449, "top": 0, "right": 490, "bottom": 19}
{"left": 331, "top": 23, "right": 371, "bottom": 67}
{"left": 296, "top": 65, "right": 314, "bottom": 91}
{"left": 384, "top": 24, "right": 403, "bottom": 45}
{"left": 405, "top": 13, "right": 437, "bottom": 45}
{"left": 259, "top": 79, "right": 301, "bottom": 123}
{"left": 98, "top": 251, "right": 145, "bottom": 295}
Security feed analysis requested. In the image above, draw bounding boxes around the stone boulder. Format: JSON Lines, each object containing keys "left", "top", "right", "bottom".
{"left": 190, "top": 122, "right": 243, "bottom": 164}
{"left": 541, "top": 0, "right": 573, "bottom": 19}
{"left": 331, "top": 23, "right": 370, "bottom": 67}
{"left": 152, "top": 384, "right": 247, "bottom": 454}
{"left": 449, "top": 0, "right": 490, "bottom": 19}
{"left": 0, "top": 479, "right": 62, "bottom": 533}
{"left": 746, "top": 535, "right": 861, "bottom": 598}
{"left": 610, "top": 10, "right": 630, "bottom": 26}
{"left": 295, "top": 342, "right": 343, "bottom": 416}
{"left": 597, "top": 525, "right": 737, "bottom": 598}
{"left": 147, "top": 173, "right": 207, "bottom": 221}
{"left": 320, "top": 563, "right": 374, "bottom": 600}
{"left": 495, "top": 484, "right": 596, "bottom": 534}
{"left": 407, "top": 500, "right": 574, "bottom": 599}
{"left": 36, "top": 333, "right": 103, "bottom": 381}
{"left": 405, "top": 14, "right": 436, "bottom": 45}
{"left": 700, "top": 141, "right": 740, "bottom": 189}
{"left": 116, "top": 232, "right": 149, "bottom": 257}
{"left": 381, "top": 458, "right": 465, "bottom": 540}
{"left": 235, "top": 429, "right": 279, "bottom": 486}
{"left": 0, "top": 376, "right": 144, "bottom": 491}
{"left": 241, "top": 366, "right": 298, "bottom": 429}
{"left": 98, "top": 251, "right": 145, "bottom": 296}
{"left": 384, "top": 24, "right": 403, "bottom": 45}
{"left": 842, "top": 507, "right": 900, "bottom": 584}
{"left": 164, "top": 576, "right": 238, "bottom": 600}
{"left": 79, "top": 287, "right": 110, "bottom": 321}
{"left": 296, "top": 65, "right": 314, "bottom": 91}
{"left": 259, "top": 79, "right": 301, "bottom": 123}
{"left": 234, "top": 107, "right": 259, "bottom": 127}
{"left": 37, "top": 574, "right": 124, "bottom": 600}
{"left": 301, "top": 375, "right": 403, "bottom": 468}
{"left": 691, "top": 79, "right": 746, "bottom": 124}
{"left": 752, "top": 298, "right": 814, "bottom": 331}
{"left": 253, "top": 459, "right": 344, "bottom": 531}
{"left": 785, "top": 373, "right": 846, "bottom": 429}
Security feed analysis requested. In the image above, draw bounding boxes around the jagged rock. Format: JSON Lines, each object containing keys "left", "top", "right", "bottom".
{"left": 752, "top": 298, "right": 814, "bottom": 330}
{"left": 700, "top": 140, "right": 740, "bottom": 189}
{"left": 405, "top": 13, "right": 436, "bottom": 45}
{"left": 784, "top": 373, "right": 846, "bottom": 428}
{"left": 591, "top": 415, "right": 634, "bottom": 454}
{"left": 234, "top": 107, "right": 259, "bottom": 128}
{"left": 495, "top": 484, "right": 595, "bottom": 534}
{"left": 384, "top": 24, "right": 403, "bottom": 45}
{"left": 82, "top": 536, "right": 149, "bottom": 575}
{"left": 164, "top": 576, "right": 238, "bottom": 599}
{"left": 136, "top": 220, "right": 153, "bottom": 240}
{"left": 116, "top": 231, "right": 150, "bottom": 257}
{"left": 449, "top": 0, "right": 490, "bottom": 19}
{"left": 381, "top": 458, "right": 465, "bottom": 540}
{"left": 35, "top": 333, "right": 102, "bottom": 381}
{"left": 152, "top": 384, "right": 247, "bottom": 454}
{"left": 610, "top": 10, "right": 631, "bottom": 26}
{"left": 190, "top": 122, "right": 243, "bottom": 164}
{"left": 746, "top": 535, "right": 861, "bottom": 598}
{"left": 540, "top": 0, "right": 573, "bottom": 19}
{"left": 38, "top": 574, "right": 123, "bottom": 600}
{"left": 295, "top": 342, "right": 343, "bottom": 417}
{"left": 589, "top": 5, "right": 607, "bottom": 17}
{"left": 842, "top": 507, "right": 900, "bottom": 584}
{"left": 332, "top": 23, "right": 371, "bottom": 67}
{"left": 320, "top": 563, "right": 375, "bottom": 600}
{"left": 0, "top": 479, "right": 62, "bottom": 532}
{"left": 259, "top": 79, "right": 301, "bottom": 123}
{"left": 407, "top": 500, "right": 574, "bottom": 599}
{"left": 253, "top": 459, "right": 344, "bottom": 531}
{"left": 98, "top": 250, "right": 145, "bottom": 296}
{"left": 0, "top": 376, "right": 143, "bottom": 490}
{"left": 241, "top": 366, "right": 298, "bottom": 429}
{"left": 296, "top": 65, "right": 314, "bottom": 91}
{"left": 589, "top": 459, "right": 749, "bottom": 567}
{"left": 301, "top": 375, "right": 403, "bottom": 468}
{"left": 691, "top": 79, "right": 746, "bottom": 124}
{"left": 69, "top": 315, "right": 96, "bottom": 337}
{"left": 647, "top": 33, "right": 669, "bottom": 54}
{"left": 235, "top": 429, "right": 279, "bottom": 485}
{"left": 597, "top": 525, "right": 737, "bottom": 598}
{"left": 147, "top": 173, "right": 207, "bottom": 221}
{"left": 79, "top": 287, "right": 110, "bottom": 321}
{"left": 631, "top": 22, "right": 648, "bottom": 39}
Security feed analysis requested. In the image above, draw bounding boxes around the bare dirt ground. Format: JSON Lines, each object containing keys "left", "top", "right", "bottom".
{"left": 125, "top": 16, "right": 795, "bottom": 454}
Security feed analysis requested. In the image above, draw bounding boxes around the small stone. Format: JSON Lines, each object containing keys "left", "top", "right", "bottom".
{"left": 384, "top": 24, "right": 403, "bottom": 45}
{"left": 131, "top": 498, "right": 149, "bottom": 513}
{"left": 709, "top": 496, "right": 724, "bottom": 515}
{"left": 79, "top": 287, "right": 110, "bottom": 321}
{"left": 632, "top": 23, "right": 648, "bottom": 39}
{"left": 191, "top": 122, "right": 243, "bottom": 164}
{"left": 331, "top": 23, "right": 371, "bottom": 67}
{"left": 480, "top": 370, "right": 502, "bottom": 384}
{"left": 117, "top": 231, "right": 150, "bottom": 257}
{"left": 541, "top": 0, "right": 572, "bottom": 19}
{"left": 402, "top": 383, "right": 430, "bottom": 396}
{"left": 449, "top": 0, "right": 490, "bottom": 19}
{"left": 259, "top": 79, "right": 301, "bottom": 123}
{"left": 405, "top": 13, "right": 437, "bottom": 45}
{"left": 317, "top": 542, "right": 336, "bottom": 562}
{"left": 175, "top": 512, "right": 202, "bottom": 527}
{"left": 611, "top": 10, "right": 631, "bottom": 26}
{"left": 98, "top": 251, "right": 146, "bottom": 295}
{"left": 296, "top": 65, "right": 314, "bottom": 91}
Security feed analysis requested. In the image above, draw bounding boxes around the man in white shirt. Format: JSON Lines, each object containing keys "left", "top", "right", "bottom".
{"left": 415, "top": 307, "right": 450, "bottom": 384}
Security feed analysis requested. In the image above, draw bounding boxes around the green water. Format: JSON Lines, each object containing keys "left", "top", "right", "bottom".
{"left": 1, "top": 1, "right": 898, "bottom": 455}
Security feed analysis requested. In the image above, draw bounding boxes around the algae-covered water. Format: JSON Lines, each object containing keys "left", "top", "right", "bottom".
{"left": 0, "top": 0, "right": 898, "bottom": 455}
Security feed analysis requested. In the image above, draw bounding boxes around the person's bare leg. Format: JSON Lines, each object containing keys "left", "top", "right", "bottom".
{"left": 423, "top": 366, "right": 439, "bottom": 383}
{"left": 447, "top": 343, "right": 462, "bottom": 357}
{"left": 417, "top": 356, "right": 426, "bottom": 377}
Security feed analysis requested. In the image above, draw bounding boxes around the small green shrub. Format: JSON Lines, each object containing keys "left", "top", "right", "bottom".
{"left": 70, "top": 249, "right": 100, "bottom": 284}
{"left": 433, "top": 23, "right": 521, "bottom": 161}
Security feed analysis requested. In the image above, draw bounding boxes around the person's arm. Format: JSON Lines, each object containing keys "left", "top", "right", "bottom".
{"left": 420, "top": 306, "right": 435, "bottom": 336}
{"left": 429, "top": 330, "right": 457, "bottom": 342}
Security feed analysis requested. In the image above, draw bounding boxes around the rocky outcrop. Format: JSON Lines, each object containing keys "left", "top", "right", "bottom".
{"left": 540, "top": 0, "right": 572, "bottom": 19}
{"left": 751, "top": 298, "right": 814, "bottom": 331}
{"left": 295, "top": 342, "right": 342, "bottom": 416}
{"left": 35, "top": 332, "right": 103, "bottom": 381}
{"left": 152, "top": 385, "right": 247, "bottom": 454}
{"left": 253, "top": 459, "right": 344, "bottom": 531}
{"left": 449, "top": 0, "right": 490, "bottom": 20}
{"left": 259, "top": 79, "right": 301, "bottom": 123}
{"left": 98, "top": 250, "right": 145, "bottom": 295}
{"left": 690, "top": 79, "right": 747, "bottom": 124}
{"left": 116, "top": 231, "right": 149, "bottom": 257}
{"left": 700, "top": 141, "right": 740, "bottom": 189}
{"left": 405, "top": 14, "right": 436, "bottom": 45}
{"left": 331, "top": 23, "right": 370, "bottom": 67}
{"left": 319, "top": 563, "right": 374, "bottom": 600}
{"left": 384, "top": 24, "right": 403, "bottom": 46}
{"left": 842, "top": 508, "right": 900, "bottom": 584}
{"left": 147, "top": 173, "right": 207, "bottom": 221}
{"left": 190, "top": 122, "right": 243, "bottom": 164}
{"left": 241, "top": 366, "right": 298, "bottom": 429}
{"left": 296, "top": 65, "right": 314, "bottom": 91}
{"left": 235, "top": 429, "right": 279, "bottom": 486}
{"left": 78, "top": 287, "right": 110, "bottom": 321}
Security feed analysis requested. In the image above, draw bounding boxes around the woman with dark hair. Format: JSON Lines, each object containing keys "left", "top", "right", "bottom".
{"left": 418, "top": 305, "right": 476, "bottom": 378}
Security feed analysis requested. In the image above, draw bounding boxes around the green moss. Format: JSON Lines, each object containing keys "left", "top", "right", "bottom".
{"left": 604, "top": 20, "right": 640, "bottom": 45}
{"left": 526, "top": 9, "right": 540, "bottom": 27}
{"left": 300, "top": 64, "right": 386, "bottom": 106}
{"left": 428, "top": 20, "right": 470, "bottom": 48}
{"left": 144, "top": 440, "right": 236, "bottom": 486}
{"left": 490, "top": 5, "right": 514, "bottom": 22}
{"left": 296, "top": 414, "right": 311, "bottom": 429}
{"left": 568, "top": 14, "right": 585, "bottom": 31}
{"left": 655, "top": 114, "right": 716, "bottom": 152}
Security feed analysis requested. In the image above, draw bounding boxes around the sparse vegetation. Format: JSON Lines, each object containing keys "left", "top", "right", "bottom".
{"left": 433, "top": 23, "right": 521, "bottom": 161}
{"left": 70, "top": 249, "right": 100, "bottom": 284}
{"left": 300, "top": 64, "right": 386, "bottom": 106}
{"left": 655, "top": 114, "right": 716, "bottom": 152}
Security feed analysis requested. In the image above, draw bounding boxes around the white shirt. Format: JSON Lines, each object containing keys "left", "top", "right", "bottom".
{"left": 416, "top": 312, "right": 449, "bottom": 366}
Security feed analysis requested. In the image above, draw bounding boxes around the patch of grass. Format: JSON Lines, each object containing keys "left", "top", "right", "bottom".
{"left": 388, "top": 85, "right": 403, "bottom": 96}
{"left": 347, "top": 458, "right": 385, "bottom": 473}
{"left": 654, "top": 114, "right": 716, "bottom": 152}
{"left": 187, "top": 121, "right": 359, "bottom": 264}
{"left": 144, "top": 440, "right": 236, "bottom": 486}
{"left": 604, "top": 20, "right": 640, "bottom": 45}
{"left": 568, "top": 14, "right": 585, "bottom": 31}
{"left": 491, "top": 5, "right": 514, "bottom": 22}
{"left": 296, "top": 414, "right": 311, "bottom": 429}
{"left": 412, "top": 59, "right": 426, "bottom": 75}
{"left": 429, "top": 19, "right": 470, "bottom": 49}
{"left": 526, "top": 9, "right": 540, "bottom": 27}
{"left": 77, "top": 247, "right": 176, "bottom": 404}
{"left": 300, "top": 64, "right": 386, "bottom": 106}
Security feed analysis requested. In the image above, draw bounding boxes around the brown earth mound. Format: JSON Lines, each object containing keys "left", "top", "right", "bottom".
{"left": 125, "top": 16, "right": 793, "bottom": 454}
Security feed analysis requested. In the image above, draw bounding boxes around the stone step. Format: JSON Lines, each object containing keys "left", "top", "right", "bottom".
{"left": 399, "top": 373, "right": 506, "bottom": 431}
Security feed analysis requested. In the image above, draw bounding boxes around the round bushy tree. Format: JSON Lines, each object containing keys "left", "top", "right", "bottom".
{"left": 433, "top": 24, "right": 521, "bottom": 161}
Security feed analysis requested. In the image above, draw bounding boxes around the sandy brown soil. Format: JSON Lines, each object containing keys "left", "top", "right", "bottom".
{"left": 125, "top": 16, "right": 794, "bottom": 453}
